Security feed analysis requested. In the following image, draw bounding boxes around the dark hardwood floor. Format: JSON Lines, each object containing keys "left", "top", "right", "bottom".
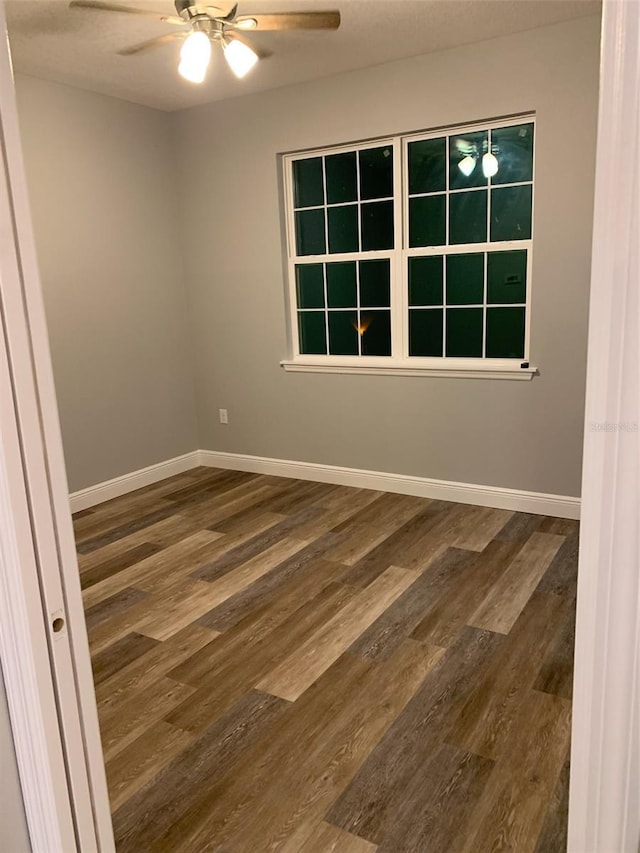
{"left": 75, "top": 466, "right": 578, "bottom": 852}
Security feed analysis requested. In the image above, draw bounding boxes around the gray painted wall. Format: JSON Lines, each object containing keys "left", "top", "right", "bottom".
{"left": 15, "top": 75, "right": 198, "bottom": 493}
{"left": 0, "top": 666, "right": 31, "bottom": 852}
{"left": 174, "top": 16, "right": 600, "bottom": 498}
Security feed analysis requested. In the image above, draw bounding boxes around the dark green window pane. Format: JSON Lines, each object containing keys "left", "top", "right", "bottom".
{"left": 295, "top": 208, "right": 325, "bottom": 256}
{"left": 409, "top": 309, "right": 443, "bottom": 357}
{"left": 446, "top": 253, "right": 484, "bottom": 305}
{"left": 488, "top": 250, "right": 527, "bottom": 303}
{"left": 361, "top": 311, "right": 391, "bottom": 356}
{"left": 491, "top": 185, "right": 532, "bottom": 242}
{"left": 359, "top": 146, "right": 394, "bottom": 200}
{"left": 409, "top": 195, "right": 446, "bottom": 247}
{"left": 295, "top": 264, "right": 324, "bottom": 308}
{"left": 449, "top": 191, "right": 487, "bottom": 244}
{"left": 328, "top": 310, "right": 358, "bottom": 355}
{"left": 328, "top": 204, "right": 358, "bottom": 254}
{"left": 292, "top": 157, "right": 324, "bottom": 208}
{"left": 325, "top": 152, "right": 357, "bottom": 204}
{"left": 449, "top": 131, "right": 488, "bottom": 190}
{"left": 446, "top": 308, "right": 483, "bottom": 357}
{"left": 327, "top": 262, "right": 357, "bottom": 308}
{"left": 361, "top": 201, "right": 394, "bottom": 251}
{"left": 408, "top": 256, "right": 443, "bottom": 306}
{"left": 491, "top": 123, "right": 534, "bottom": 185}
{"left": 486, "top": 307, "right": 526, "bottom": 358}
{"left": 298, "top": 311, "right": 326, "bottom": 354}
{"left": 408, "top": 137, "right": 446, "bottom": 194}
{"left": 359, "top": 259, "right": 390, "bottom": 307}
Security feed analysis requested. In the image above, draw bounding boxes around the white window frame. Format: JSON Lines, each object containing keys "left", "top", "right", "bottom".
{"left": 281, "top": 115, "right": 537, "bottom": 380}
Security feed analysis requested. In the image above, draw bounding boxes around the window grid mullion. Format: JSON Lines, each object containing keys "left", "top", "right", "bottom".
{"left": 322, "top": 262, "right": 330, "bottom": 355}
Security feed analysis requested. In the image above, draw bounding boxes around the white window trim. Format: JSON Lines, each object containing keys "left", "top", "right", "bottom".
{"left": 281, "top": 115, "right": 538, "bottom": 380}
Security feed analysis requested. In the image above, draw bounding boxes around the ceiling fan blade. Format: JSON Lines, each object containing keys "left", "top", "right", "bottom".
{"left": 226, "top": 31, "right": 273, "bottom": 60}
{"left": 233, "top": 11, "right": 340, "bottom": 31}
{"left": 117, "top": 32, "right": 185, "bottom": 55}
{"left": 221, "top": 3, "right": 238, "bottom": 22}
{"left": 69, "top": 1, "right": 185, "bottom": 26}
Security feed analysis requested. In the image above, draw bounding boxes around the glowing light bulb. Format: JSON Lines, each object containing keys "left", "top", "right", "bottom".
{"left": 223, "top": 38, "right": 259, "bottom": 79}
{"left": 482, "top": 151, "right": 499, "bottom": 178}
{"left": 458, "top": 155, "right": 476, "bottom": 177}
{"left": 178, "top": 31, "right": 211, "bottom": 84}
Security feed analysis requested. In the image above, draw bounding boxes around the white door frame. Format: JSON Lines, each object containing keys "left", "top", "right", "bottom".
{"left": 0, "top": 6, "right": 113, "bottom": 851}
{"left": 0, "top": 1, "right": 638, "bottom": 851}
{"left": 567, "top": 1, "right": 640, "bottom": 851}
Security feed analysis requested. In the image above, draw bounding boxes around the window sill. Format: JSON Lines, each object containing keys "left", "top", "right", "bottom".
{"left": 280, "top": 360, "right": 538, "bottom": 380}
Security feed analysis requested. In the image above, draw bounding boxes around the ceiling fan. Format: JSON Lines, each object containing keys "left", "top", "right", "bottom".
{"left": 68, "top": 1, "right": 341, "bottom": 83}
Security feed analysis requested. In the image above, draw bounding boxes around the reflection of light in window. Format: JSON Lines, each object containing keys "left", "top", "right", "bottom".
{"left": 353, "top": 317, "right": 372, "bottom": 336}
{"left": 458, "top": 155, "right": 476, "bottom": 177}
{"left": 482, "top": 152, "right": 499, "bottom": 178}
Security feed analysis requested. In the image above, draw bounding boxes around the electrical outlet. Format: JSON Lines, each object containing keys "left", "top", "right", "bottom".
{"left": 219, "top": 408, "right": 228, "bottom": 424}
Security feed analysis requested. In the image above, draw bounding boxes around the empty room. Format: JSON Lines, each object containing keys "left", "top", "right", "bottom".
{"left": 2, "top": 0, "right": 637, "bottom": 851}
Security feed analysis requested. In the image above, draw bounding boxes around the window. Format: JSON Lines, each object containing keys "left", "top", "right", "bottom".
{"left": 282, "top": 116, "right": 536, "bottom": 379}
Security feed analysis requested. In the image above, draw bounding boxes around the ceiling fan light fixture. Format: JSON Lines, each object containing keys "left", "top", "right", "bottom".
{"left": 178, "top": 30, "right": 211, "bottom": 83}
{"left": 223, "top": 38, "right": 259, "bottom": 78}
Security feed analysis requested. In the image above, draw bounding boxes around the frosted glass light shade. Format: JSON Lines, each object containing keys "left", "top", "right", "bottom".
{"left": 178, "top": 31, "right": 211, "bottom": 83}
{"left": 223, "top": 38, "right": 259, "bottom": 78}
{"left": 458, "top": 155, "right": 476, "bottom": 177}
{"left": 482, "top": 151, "right": 499, "bottom": 178}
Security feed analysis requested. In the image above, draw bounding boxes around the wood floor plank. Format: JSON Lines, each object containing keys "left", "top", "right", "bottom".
{"left": 95, "top": 622, "right": 219, "bottom": 710}
{"left": 79, "top": 542, "right": 161, "bottom": 590}
{"left": 166, "top": 579, "right": 359, "bottom": 733}
{"left": 132, "top": 579, "right": 237, "bottom": 642}
{"left": 257, "top": 565, "right": 419, "bottom": 701}
{"left": 185, "top": 536, "right": 311, "bottom": 611}
{"left": 536, "top": 529, "right": 579, "bottom": 598}
{"left": 339, "top": 505, "right": 452, "bottom": 587}
{"left": 169, "top": 479, "right": 278, "bottom": 528}
{"left": 326, "top": 626, "right": 504, "bottom": 844}
{"left": 73, "top": 493, "right": 171, "bottom": 540}
{"left": 449, "top": 504, "right": 514, "bottom": 551}
{"left": 112, "top": 690, "right": 289, "bottom": 852}
{"left": 81, "top": 529, "right": 225, "bottom": 609}
{"left": 375, "top": 743, "right": 493, "bottom": 853}
{"left": 83, "top": 586, "right": 149, "bottom": 634}
{"left": 105, "top": 720, "right": 192, "bottom": 812}
{"left": 165, "top": 640, "right": 442, "bottom": 853}
{"left": 77, "top": 468, "right": 577, "bottom": 852}
{"left": 446, "top": 591, "right": 568, "bottom": 761}
{"left": 534, "top": 756, "right": 570, "bottom": 853}
{"left": 459, "top": 690, "right": 571, "bottom": 853}
{"left": 533, "top": 593, "right": 576, "bottom": 699}
{"left": 197, "top": 539, "right": 344, "bottom": 632}
{"left": 468, "top": 531, "right": 565, "bottom": 634}
{"left": 410, "top": 539, "right": 522, "bottom": 647}
{"left": 332, "top": 491, "right": 430, "bottom": 533}
{"left": 495, "top": 511, "right": 543, "bottom": 542}
{"left": 348, "top": 547, "right": 475, "bottom": 661}
{"left": 297, "top": 822, "right": 378, "bottom": 852}
{"left": 76, "top": 514, "right": 203, "bottom": 572}
{"left": 76, "top": 502, "right": 182, "bottom": 554}
{"left": 90, "top": 632, "right": 160, "bottom": 685}
{"left": 99, "top": 676, "right": 196, "bottom": 762}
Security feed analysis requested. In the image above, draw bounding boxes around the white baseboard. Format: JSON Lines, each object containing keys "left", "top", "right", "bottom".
{"left": 69, "top": 448, "right": 580, "bottom": 519}
{"left": 68, "top": 451, "right": 201, "bottom": 513}
{"left": 199, "top": 450, "right": 581, "bottom": 519}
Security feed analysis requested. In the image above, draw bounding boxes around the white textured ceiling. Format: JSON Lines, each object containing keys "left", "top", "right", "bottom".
{"left": 5, "top": 0, "right": 600, "bottom": 112}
